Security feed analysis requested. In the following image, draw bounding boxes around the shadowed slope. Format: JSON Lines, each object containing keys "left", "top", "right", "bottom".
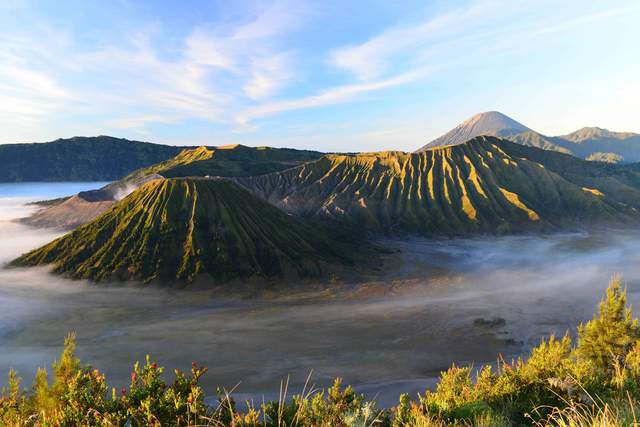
{"left": 510, "top": 128, "right": 640, "bottom": 162}
{"left": 13, "top": 178, "right": 351, "bottom": 284}
{"left": 23, "top": 145, "right": 323, "bottom": 230}
{"left": 556, "top": 127, "right": 640, "bottom": 162}
{"left": 237, "top": 137, "right": 640, "bottom": 235}
{"left": 561, "top": 127, "right": 638, "bottom": 143}
{"left": 0, "top": 136, "right": 184, "bottom": 182}
{"left": 506, "top": 131, "right": 572, "bottom": 154}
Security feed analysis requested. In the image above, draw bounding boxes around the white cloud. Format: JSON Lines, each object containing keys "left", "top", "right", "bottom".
{"left": 184, "top": 29, "right": 236, "bottom": 70}
{"left": 327, "top": 0, "right": 640, "bottom": 84}
{"left": 0, "top": 0, "right": 307, "bottom": 138}
{"left": 0, "top": 64, "right": 72, "bottom": 101}
{"left": 243, "top": 52, "right": 295, "bottom": 100}
{"left": 230, "top": 0, "right": 308, "bottom": 41}
{"left": 328, "top": 0, "right": 497, "bottom": 81}
{"left": 90, "top": 2, "right": 308, "bottom": 128}
{"left": 0, "top": 44, "right": 79, "bottom": 139}
{"left": 236, "top": 68, "right": 428, "bottom": 125}
{"left": 2, "top": 0, "right": 638, "bottom": 146}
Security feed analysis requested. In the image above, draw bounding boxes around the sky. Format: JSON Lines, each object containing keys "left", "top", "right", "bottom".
{"left": 0, "top": 0, "right": 639, "bottom": 152}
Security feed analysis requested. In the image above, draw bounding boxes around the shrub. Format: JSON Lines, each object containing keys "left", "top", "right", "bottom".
{"left": 2, "top": 276, "right": 640, "bottom": 426}
{"left": 577, "top": 276, "right": 640, "bottom": 373}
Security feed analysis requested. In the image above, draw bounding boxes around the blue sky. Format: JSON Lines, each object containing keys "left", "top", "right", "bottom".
{"left": 1, "top": 0, "right": 639, "bottom": 152}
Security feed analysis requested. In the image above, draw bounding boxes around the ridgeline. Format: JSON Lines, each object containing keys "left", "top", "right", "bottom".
{"left": 13, "top": 178, "right": 352, "bottom": 284}
{"left": 417, "top": 111, "right": 640, "bottom": 163}
{"left": 236, "top": 136, "right": 640, "bottom": 235}
{"left": 0, "top": 136, "right": 183, "bottom": 182}
{"left": 13, "top": 136, "right": 640, "bottom": 285}
{"left": 22, "top": 144, "right": 324, "bottom": 229}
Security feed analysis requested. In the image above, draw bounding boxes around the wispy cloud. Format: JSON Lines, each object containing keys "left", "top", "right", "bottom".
{"left": 0, "top": 45, "right": 79, "bottom": 139}
{"left": 236, "top": 68, "right": 428, "bottom": 126}
{"left": 243, "top": 52, "right": 296, "bottom": 100}
{"left": 90, "top": 1, "right": 309, "bottom": 128}
{"left": 0, "top": 0, "right": 638, "bottom": 148}
{"left": 328, "top": 0, "right": 497, "bottom": 81}
{"left": 327, "top": 0, "right": 640, "bottom": 84}
{"left": 0, "top": 0, "right": 307, "bottom": 136}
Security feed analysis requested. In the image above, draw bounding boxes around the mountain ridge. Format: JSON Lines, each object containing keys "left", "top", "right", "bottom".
{"left": 560, "top": 127, "right": 638, "bottom": 143}
{"left": 13, "top": 178, "right": 354, "bottom": 284}
{"left": 0, "top": 136, "right": 186, "bottom": 182}
{"left": 0, "top": 137, "right": 324, "bottom": 183}
{"left": 13, "top": 136, "right": 640, "bottom": 285}
{"left": 426, "top": 111, "right": 531, "bottom": 148}
{"left": 235, "top": 136, "right": 640, "bottom": 236}
{"left": 21, "top": 144, "right": 324, "bottom": 229}
{"left": 416, "top": 112, "right": 640, "bottom": 163}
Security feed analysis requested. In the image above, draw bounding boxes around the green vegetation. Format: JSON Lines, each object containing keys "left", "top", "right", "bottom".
{"left": 576, "top": 277, "right": 640, "bottom": 371}
{"left": 12, "top": 178, "right": 353, "bottom": 284}
{"left": 21, "top": 137, "right": 640, "bottom": 236}
{"left": 2, "top": 277, "right": 640, "bottom": 426}
{"left": 106, "top": 144, "right": 323, "bottom": 201}
{"left": 157, "top": 145, "right": 322, "bottom": 178}
{"left": 237, "top": 136, "right": 640, "bottom": 235}
{"left": 586, "top": 152, "right": 624, "bottom": 163}
{"left": 14, "top": 137, "right": 640, "bottom": 284}
{"left": 20, "top": 145, "right": 323, "bottom": 230}
{"left": 0, "top": 136, "right": 183, "bottom": 182}
{"left": 0, "top": 137, "right": 322, "bottom": 183}
{"left": 119, "top": 144, "right": 323, "bottom": 184}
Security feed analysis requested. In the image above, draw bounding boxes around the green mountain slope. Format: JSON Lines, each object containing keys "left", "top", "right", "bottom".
{"left": 0, "top": 136, "right": 184, "bottom": 182}
{"left": 237, "top": 136, "right": 640, "bottom": 235}
{"left": 22, "top": 145, "right": 324, "bottom": 229}
{"left": 13, "top": 178, "right": 351, "bottom": 284}
{"left": 585, "top": 152, "right": 625, "bottom": 163}
{"left": 0, "top": 137, "right": 322, "bottom": 183}
{"left": 121, "top": 144, "right": 322, "bottom": 182}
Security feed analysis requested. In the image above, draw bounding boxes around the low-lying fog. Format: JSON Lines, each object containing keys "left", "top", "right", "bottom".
{"left": 1, "top": 182, "right": 639, "bottom": 407}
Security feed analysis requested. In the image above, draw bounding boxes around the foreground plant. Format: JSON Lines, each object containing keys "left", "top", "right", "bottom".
{"left": 531, "top": 394, "right": 640, "bottom": 427}
{"left": 2, "top": 276, "right": 640, "bottom": 426}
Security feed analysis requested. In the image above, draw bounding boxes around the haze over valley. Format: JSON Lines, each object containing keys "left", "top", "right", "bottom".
{"left": 2, "top": 1, "right": 640, "bottom": 424}
{"left": 2, "top": 181, "right": 640, "bottom": 408}
{"left": 3, "top": 113, "right": 640, "bottom": 424}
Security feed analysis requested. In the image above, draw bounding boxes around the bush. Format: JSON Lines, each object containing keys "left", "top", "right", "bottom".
{"left": 577, "top": 276, "right": 640, "bottom": 373}
{"left": 2, "top": 276, "right": 640, "bottom": 426}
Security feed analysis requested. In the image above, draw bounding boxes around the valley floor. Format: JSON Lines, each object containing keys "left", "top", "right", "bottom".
{"left": 3, "top": 227, "right": 639, "bottom": 408}
{"left": 3, "top": 183, "right": 640, "bottom": 423}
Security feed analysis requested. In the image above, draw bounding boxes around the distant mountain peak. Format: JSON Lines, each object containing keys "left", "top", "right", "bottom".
{"left": 416, "top": 111, "right": 531, "bottom": 151}
{"left": 461, "top": 111, "right": 528, "bottom": 129}
{"left": 577, "top": 126, "right": 608, "bottom": 132}
{"left": 560, "top": 127, "right": 635, "bottom": 142}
